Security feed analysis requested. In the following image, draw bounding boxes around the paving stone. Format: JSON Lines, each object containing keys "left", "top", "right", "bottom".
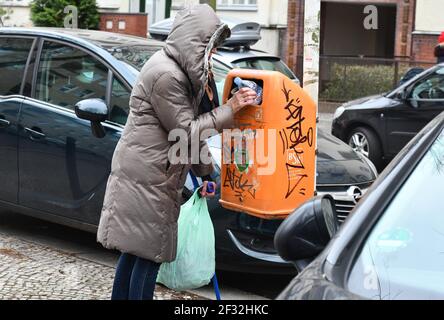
{"left": 0, "top": 234, "right": 205, "bottom": 300}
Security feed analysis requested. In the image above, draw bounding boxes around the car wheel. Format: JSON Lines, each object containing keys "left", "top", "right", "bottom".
{"left": 348, "top": 127, "right": 382, "bottom": 169}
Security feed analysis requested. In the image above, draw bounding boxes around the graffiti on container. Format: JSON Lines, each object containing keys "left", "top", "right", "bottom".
{"left": 280, "top": 80, "right": 314, "bottom": 198}
{"left": 223, "top": 166, "right": 256, "bottom": 201}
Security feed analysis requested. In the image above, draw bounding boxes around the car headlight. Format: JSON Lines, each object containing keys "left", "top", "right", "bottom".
{"left": 358, "top": 152, "right": 379, "bottom": 178}
{"left": 333, "top": 106, "right": 345, "bottom": 119}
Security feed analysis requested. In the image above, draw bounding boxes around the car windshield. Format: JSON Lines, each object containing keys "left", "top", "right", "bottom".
{"left": 109, "top": 45, "right": 163, "bottom": 71}
{"left": 232, "top": 58, "right": 296, "bottom": 80}
{"left": 388, "top": 65, "right": 444, "bottom": 99}
{"left": 348, "top": 127, "right": 444, "bottom": 299}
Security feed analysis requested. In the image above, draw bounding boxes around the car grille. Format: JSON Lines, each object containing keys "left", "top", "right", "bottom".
{"left": 334, "top": 199, "right": 357, "bottom": 223}
{"left": 317, "top": 182, "right": 373, "bottom": 223}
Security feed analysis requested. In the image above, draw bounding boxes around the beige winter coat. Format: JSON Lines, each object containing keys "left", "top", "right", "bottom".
{"left": 97, "top": 5, "right": 233, "bottom": 262}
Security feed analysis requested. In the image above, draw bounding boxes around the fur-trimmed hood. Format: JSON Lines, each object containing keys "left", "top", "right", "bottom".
{"left": 164, "top": 4, "right": 230, "bottom": 99}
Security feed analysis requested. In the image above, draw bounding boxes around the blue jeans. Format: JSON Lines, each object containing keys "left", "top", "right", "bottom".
{"left": 111, "top": 252, "right": 161, "bottom": 300}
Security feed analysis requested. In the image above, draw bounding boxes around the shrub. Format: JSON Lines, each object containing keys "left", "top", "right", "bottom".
{"left": 320, "top": 63, "right": 411, "bottom": 102}
{"left": 30, "top": 0, "right": 99, "bottom": 29}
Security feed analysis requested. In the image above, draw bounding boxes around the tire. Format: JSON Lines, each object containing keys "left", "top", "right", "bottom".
{"left": 347, "top": 127, "right": 383, "bottom": 170}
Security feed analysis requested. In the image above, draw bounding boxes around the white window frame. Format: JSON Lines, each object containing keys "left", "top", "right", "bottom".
{"left": 216, "top": 0, "right": 258, "bottom": 11}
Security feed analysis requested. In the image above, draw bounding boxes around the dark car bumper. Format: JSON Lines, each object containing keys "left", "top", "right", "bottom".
{"left": 205, "top": 182, "right": 372, "bottom": 275}
{"left": 207, "top": 197, "right": 296, "bottom": 275}
{"left": 215, "top": 228, "right": 297, "bottom": 275}
{"left": 331, "top": 118, "right": 347, "bottom": 141}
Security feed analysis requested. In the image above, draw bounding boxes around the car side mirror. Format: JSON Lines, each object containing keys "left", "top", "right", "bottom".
{"left": 409, "top": 98, "right": 419, "bottom": 108}
{"left": 396, "top": 88, "right": 409, "bottom": 101}
{"left": 74, "top": 98, "right": 108, "bottom": 138}
{"left": 274, "top": 195, "right": 339, "bottom": 270}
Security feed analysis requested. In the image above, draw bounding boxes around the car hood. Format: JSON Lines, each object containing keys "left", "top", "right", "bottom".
{"left": 317, "top": 129, "right": 359, "bottom": 161}
{"left": 316, "top": 130, "right": 375, "bottom": 185}
{"left": 207, "top": 129, "right": 376, "bottom": 185}
{"left": 342, "top": 94, "right": 393, "bottom": 110}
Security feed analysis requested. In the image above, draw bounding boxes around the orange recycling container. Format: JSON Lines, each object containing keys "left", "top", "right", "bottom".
{"left": 220, "top": 69, "right": 317, "bottom": 219}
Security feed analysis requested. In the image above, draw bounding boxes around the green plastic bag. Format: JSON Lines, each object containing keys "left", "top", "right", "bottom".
{"left": 156, "top": 189, "right": 215, "bottom": 291}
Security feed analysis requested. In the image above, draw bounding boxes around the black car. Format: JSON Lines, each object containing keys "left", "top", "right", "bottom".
{"left": 0, "top": 27, "right": 376, "bottom": 274}
{"left": 276, "top": 111, "right": 444, "bottom": 299}
{"left": 332, "top": 64, "right": 444, "bottom": 170}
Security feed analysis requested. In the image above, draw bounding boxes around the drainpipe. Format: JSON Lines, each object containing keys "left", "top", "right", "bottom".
{"left": 303, "top": 0, "right": 321, "bottom": 106}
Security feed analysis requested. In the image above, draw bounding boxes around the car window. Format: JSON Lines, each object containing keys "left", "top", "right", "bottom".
{"left": 411, "top": 68, "right": 444, "bottom": 100}
{"left": 233, "top": 58, "right": 296, "bottom": 80}
{"left": 110, "top": 45, "right": 163, "bottom": 71}
{"left": 0, "top": 37, "right": 34, "bottom": 96}
{"left": 213, "top": 60, "right": 231, "bottom": 103}
{"left": 348, "top": 128, "right": 444, "bottom": 299}
{"left": 109, "top": 76, "right": 131, "bottom": 125}
{"left": 36, "top": 41, "right": 108, "bottom": 110}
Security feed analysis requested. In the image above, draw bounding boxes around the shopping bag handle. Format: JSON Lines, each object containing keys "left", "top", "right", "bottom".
{"left": 189, "top": 172, "right": 221, "bottom": 300}
{"left": 190, "top": 171, "right": 200, "bottom": 191}
{"left": 189, "top": 171, "right": 215, "bottom": 198}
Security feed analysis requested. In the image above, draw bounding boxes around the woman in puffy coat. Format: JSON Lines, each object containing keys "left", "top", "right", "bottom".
{"left": 97, "top": 4, "right": 257, "bottom": 300}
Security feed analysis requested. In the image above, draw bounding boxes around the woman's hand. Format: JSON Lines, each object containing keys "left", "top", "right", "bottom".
{"left": 200, "top": 181, "right": 216, "bottom": 198}
{"left": 227, "top": 88, "right": 257, "bottom": 113}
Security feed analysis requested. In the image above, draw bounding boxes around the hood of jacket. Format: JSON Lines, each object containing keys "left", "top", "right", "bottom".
{"left": 164, "top": 4, "right": 231, "bottom": 100}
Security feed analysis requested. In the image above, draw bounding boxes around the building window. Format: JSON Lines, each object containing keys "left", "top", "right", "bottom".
{"left": 217, "top": 0, "right": 257, "bottom": 11}
{"left": 118, "top": 20, "right": 126, "bottom": 30}
{"left": 139, "top": 0, "right": 146, "bottom": 13}
{"left": 106, "top": 20, "right": 113, "bottom": 29}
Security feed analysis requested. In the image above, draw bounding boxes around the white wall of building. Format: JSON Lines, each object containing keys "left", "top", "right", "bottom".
{"left": 171, "top": 0, "right": 288, "bottom": 55}
{"left": 97, "top": 0, "right": 129, "bottom": 12}
{"left": 215, "top": 0, "right": 287, "bottom": 27}
{"left": 127, "top": 0, "right": 166, "bottom": 25}
{"left": 146, "top": 0, "right": 166, "bottom": 25}
{"left": 255, "top": 28, "right": 282, "bottom": 55}
{"left": 0, "top": 0, "right": 32, "bottom": 27}
{"left": 415, "top": 0, "right": 444, "bottom": 33}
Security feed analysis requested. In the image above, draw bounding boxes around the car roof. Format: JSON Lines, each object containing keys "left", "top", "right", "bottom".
{"left": 0, "top": 27, "right": 278, "bottom": 64}
{"left": 215, "top": 48, "right": 281, "bottom": 66}
{"left": 0, "top": 27, "right": 165, "bottom": 50}
{"left": 0, "top": 27, "right": 294, "bottom": 82}
{"left": 0, "top": 27, "right": 165, "bottom": 83}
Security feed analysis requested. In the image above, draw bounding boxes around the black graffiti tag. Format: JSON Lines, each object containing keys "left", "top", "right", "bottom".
{"left": 223, "top": 167, "right": 256, "bottom": 201}
{"left": 280, "top": 80, "right": 314, "bottom": 198}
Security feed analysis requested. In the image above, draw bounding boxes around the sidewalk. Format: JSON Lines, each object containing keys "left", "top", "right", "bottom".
{"left": 0, "top": 233, "right": 204, "bottom": 300}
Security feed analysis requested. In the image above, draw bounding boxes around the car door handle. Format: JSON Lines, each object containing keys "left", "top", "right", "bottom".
{"left": 0, "top": 118, "right": 10, "bottom": 128}
{"left": 25, "top": 127, "right": 46, "bottom": 140}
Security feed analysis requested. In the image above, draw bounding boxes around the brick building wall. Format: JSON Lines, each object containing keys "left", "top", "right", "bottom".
{"left": 285, "top": 0, "right": 416, "bottom": 75}
{"left": 99, "top": 13, "right": 148, "bottom": 38}
{"left": 393, "top": 0, "right": 415, "bottom": 58}
{"left": 411, "top": 33, "right": 440, "bottom": 63}
{"left": 284, "top": 0, "right": 305, "bottom": 81}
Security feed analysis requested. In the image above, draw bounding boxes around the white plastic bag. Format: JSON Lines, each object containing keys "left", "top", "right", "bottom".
{"left": 156, "top": 190, "right": 215, "bottom": 291}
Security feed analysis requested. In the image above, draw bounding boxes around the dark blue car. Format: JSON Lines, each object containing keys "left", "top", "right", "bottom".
{"left": 0, "top": 28, "right": 376, "bottom": 274}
